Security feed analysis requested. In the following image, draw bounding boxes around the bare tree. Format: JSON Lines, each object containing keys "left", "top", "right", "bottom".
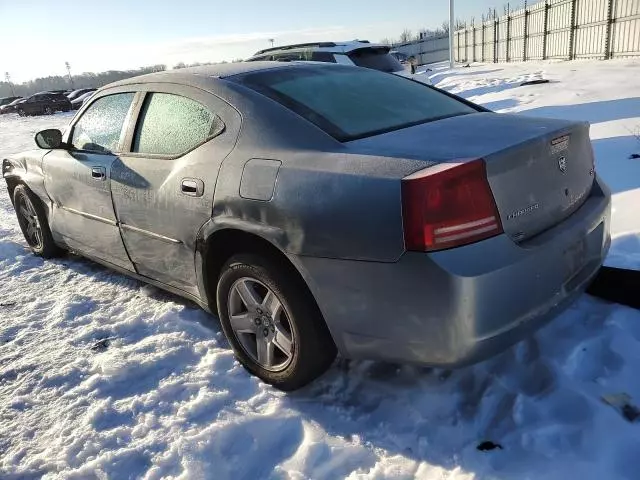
{"left": 399, "top": 29, "right": 412, "bottom": 43}
{"left": 379, "top": 37, "right": 393, "bottom": 46}
{"left": 454, "top": 18, "right": 467, "bottom": 30}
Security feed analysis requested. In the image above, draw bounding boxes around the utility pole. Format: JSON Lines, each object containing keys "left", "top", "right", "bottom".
{"left": 65, "top": 61, "right": 74, "bottom": 89}
{"left": 449, "top": 0, "right": 455, "bottom": 68}
{"left": 4, "top": 72, "right": 15, "bottom": 96}
{"left": 268, "top": 38, "right": 275, "bottom": 48}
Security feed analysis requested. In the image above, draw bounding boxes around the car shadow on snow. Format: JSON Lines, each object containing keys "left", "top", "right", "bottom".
{"left": 447, "top": 77, "right": 533, "bottom": 100}
{"left": 481, "top": 98, "right": 522, "bottom": 112}
{"left": 524, "top": 97, "right": 640, "bottom": 125}
{"left": 429, "top": 68, "right": 505, "bottom": 86}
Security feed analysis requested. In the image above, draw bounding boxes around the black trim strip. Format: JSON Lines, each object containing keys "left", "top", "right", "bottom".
{"left": 60, "top": 206, "right": 117, "bottom": 226}
{"left": 120, "top": 222, "right": 182, "bottom": 244}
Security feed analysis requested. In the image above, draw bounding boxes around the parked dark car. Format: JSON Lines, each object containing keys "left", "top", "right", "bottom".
{"left": 2, "top": 62, "right": 611, "bottom": 390}
{"left": 17, "top": 92, "right": 72, "bottom": 116}
{"left": 0, "top": 96, "right": 21, "bottom": 107}
{"left": 0, "top": 97, "right": 25, "bottom": 114}
{"left": 70, "top": 90, "right": 96, "bottom": 109}
{"left": 67, "top": 88, "right": 96, "bottom": 101}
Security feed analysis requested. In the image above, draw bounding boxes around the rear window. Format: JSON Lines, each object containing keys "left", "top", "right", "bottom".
{"left": 348, "top": 47, "right": 404, "bottom": 73}
{"left": 235, "top": 65, "right": 477, "bottom": 141}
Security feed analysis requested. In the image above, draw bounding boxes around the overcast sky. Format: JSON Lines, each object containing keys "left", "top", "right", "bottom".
{"left": 1, "top": 0, "right": 502, "bottom": 82}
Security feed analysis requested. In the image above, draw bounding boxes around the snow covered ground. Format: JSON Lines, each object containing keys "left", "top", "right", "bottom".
{"left": 1, "top": 59, "right": 640, "bottom": 480}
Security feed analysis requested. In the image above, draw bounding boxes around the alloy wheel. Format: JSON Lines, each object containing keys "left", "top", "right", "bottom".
{"left": 227, "top": 277, "right": 295, "bottom": 371}
{"left": 17, "top": 193, "right": 43, "bottom": 250}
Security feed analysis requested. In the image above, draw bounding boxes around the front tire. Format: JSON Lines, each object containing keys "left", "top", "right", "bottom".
{"left": 216, "top": 253, "right": 336, "bottom": 391}
{"left": 13, "top": 184, "right": 64, "bottom": 258}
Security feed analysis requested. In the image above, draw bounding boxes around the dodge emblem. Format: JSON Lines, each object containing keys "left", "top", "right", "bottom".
{"left": 558, "top": 156, "right": 567, "bottom": 173}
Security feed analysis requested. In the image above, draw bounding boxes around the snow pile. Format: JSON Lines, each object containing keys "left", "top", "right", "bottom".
{"left": 1, "top": 59, "right": 640, "bottom": 480}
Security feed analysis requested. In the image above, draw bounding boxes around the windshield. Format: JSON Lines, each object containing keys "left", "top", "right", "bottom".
{"left": 348, "top": 47, "right": 404, "bottom": 73}
{"left": 235, "top": 65, "right": 478, "bottom": 141}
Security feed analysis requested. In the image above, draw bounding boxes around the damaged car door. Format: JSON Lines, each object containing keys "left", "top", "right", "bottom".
{"left": 43, "top": 92, "right": 136, "bottom": 270}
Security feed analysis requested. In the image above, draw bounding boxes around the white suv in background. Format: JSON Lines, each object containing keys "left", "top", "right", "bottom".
{"left": 247, "top": 41, "right": 432, "bottom": 85}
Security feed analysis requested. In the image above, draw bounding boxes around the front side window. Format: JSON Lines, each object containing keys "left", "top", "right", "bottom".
{"left": 236, "top": 65, "right": 477, "bottom": 141}
{"left": 133, "top": 93, "right": 219, "bottom": 155}
{"left": 71, "top": 92, "right": 134, "bottom": 152}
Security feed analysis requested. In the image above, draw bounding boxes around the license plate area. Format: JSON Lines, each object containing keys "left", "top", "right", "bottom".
{"left": 564, "top": 237, "right": 587, "bottom": 282}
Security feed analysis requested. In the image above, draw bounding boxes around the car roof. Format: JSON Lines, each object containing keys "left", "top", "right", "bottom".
{"left": 104, "top": 61, "right": 315, "bottom": 89}
{"left": 251, "top": 40, "right": 385, "bottom": 58}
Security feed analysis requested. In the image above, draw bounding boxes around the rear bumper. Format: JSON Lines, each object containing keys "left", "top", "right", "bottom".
{"left": 294, "top": 177, "right": 611, "bottom": 367}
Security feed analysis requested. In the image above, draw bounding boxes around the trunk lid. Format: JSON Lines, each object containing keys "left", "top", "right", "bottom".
{"left": 347, "top": 112, "right": 595, "bottom": 242}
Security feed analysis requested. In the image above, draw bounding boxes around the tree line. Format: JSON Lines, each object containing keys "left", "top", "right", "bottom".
{"left": 0, "top": 59, "right": 242, "bottom": 98}
{"left": 0, "top": 64, "right": 166, "bottom": 98}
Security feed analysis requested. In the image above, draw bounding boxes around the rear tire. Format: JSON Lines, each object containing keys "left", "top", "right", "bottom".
{"left": 17, "top": 109, "right": 25, "bottom": 117}
{"left": 13, "top": 185, "right": 64, "bottom": 258}
{"left": 216, "top": 253, "right": 336, "bottom": 391}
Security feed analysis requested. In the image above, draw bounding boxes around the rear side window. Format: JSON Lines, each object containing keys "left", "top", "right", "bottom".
{"left": 71, "top": 92, "right": 134, "bottom": 152}
{"left": 133, "top": 93, "right": 220, "bottom": 156}
{"left": 311, "top": 52, "right": 337, "bottom": 63}
{"left": 348, "top": 48, "right": 404, "bottom": 73}
{"left": 273, "top": 50, "right": 313, "bottom": 61}
{"left": 237, "top": 66, "right": 477, "bottom": 141}
{"left": 247, "top": 55, "right": 272, "bottom": 61}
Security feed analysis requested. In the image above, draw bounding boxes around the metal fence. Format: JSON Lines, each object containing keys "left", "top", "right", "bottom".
{"left": 454, "top": 0, "right": 640, "bottom": 63}
{"left": 393, "top": 35, "right": 451, "bottom": 65}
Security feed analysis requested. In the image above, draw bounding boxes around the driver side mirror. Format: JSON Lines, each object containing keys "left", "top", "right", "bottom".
{"left": 35, "top": 129, "right": 64, "bottom": 149}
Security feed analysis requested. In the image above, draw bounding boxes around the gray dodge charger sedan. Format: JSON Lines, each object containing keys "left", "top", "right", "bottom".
{"left": 3, "top": 62, "right": 611, "bottom": 390}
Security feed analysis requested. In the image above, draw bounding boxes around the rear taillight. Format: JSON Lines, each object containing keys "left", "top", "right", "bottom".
{"left": 401, "top": 159, "right": 503, "bottom": 252}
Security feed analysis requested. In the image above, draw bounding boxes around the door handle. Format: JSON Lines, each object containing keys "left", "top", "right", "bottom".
{"left": 91, "top": 166, "right": 106, "bottom": 180}
{"left": 181, "top": 178, "right": 204, "bottom": 197}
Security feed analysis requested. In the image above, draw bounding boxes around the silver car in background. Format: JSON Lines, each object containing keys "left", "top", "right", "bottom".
{"left": 4, "top": 62, "right": 610, "bottom": 390}
{"left": 247, "top": 41, "right": 431, "bottom": 84}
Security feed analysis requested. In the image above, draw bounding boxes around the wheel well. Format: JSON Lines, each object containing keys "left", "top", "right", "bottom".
{"left": 203, "top": 229, "right": 313, "bottom": 315}
{"left": 5, "top": 177, "right": 19, "bottom": 205}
